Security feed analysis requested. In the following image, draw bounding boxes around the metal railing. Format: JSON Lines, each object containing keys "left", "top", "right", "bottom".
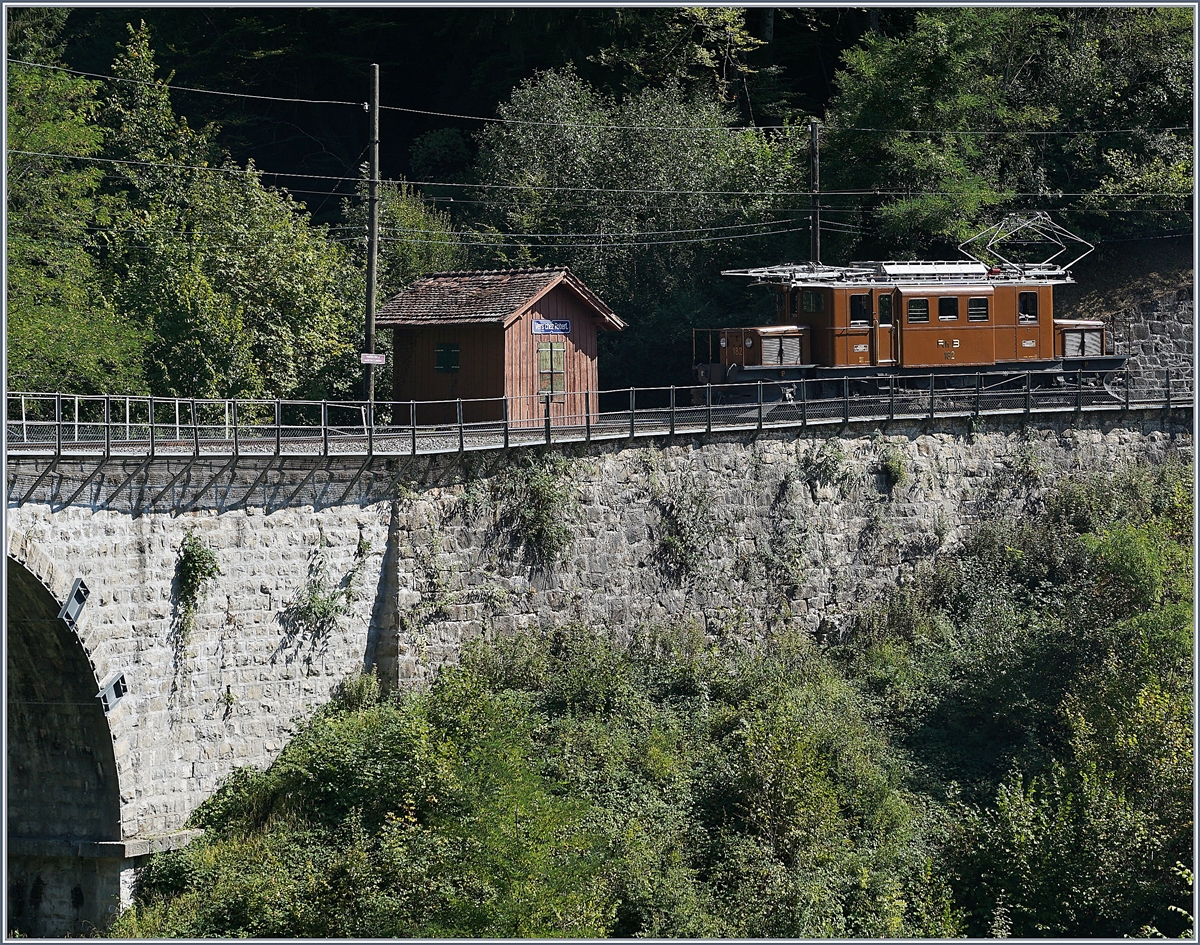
{"left": 6, "top": 368, "right": 1190, "bottom": 460}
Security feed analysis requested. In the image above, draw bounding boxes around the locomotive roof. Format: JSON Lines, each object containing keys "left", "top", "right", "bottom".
{"left": 723, "top": 260, "right": 1075, "bottom": 288}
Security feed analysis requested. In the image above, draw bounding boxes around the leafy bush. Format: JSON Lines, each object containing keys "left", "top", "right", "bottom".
{"left": 493, "top": 452, "right": 578, "bottom": 566}
{"left": 175, "top": 530, "right": 219, "bottom": 641}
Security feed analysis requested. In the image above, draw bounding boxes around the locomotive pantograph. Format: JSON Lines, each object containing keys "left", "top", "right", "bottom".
{"left": 698, "top": 214, "right": 1124, "bottom": 394}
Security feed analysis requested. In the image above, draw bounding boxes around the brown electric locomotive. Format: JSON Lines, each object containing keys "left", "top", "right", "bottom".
{"left": 699, "top": 215, "right": 1124, "bottom": 392}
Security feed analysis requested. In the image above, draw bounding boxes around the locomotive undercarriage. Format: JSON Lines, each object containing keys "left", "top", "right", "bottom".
{"left": 694, "top": 356, "right": 1128, "bottom": 407}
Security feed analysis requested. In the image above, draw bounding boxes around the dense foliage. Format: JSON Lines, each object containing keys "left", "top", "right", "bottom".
{"left": 108, "top": 456, "right": 1192, "bottom": 939}
{"left": 7, "top": 8, "right": 1191, "bottom": 396}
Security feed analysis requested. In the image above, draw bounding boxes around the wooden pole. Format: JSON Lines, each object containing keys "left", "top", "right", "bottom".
{"left": 363, "top": 64, "right": 380, "bottom": 404}
{"left": 809, "top": 118, "right": 820, "bottom": 265}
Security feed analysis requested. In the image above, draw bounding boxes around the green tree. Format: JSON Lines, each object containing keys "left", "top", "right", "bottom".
{"left": 825, "top": 8, "right": 1193, "bottom": 256}
{"left": 97, "top": 25, "right": 364, "bottom": 399}
{"left": 472, "top": 67, "right": 809, "bottom": 386}
{"left": 6, "top": 10, "right": 147, "bottom": 393}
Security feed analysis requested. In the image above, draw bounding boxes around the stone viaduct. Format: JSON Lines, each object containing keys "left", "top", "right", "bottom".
{"left": 5, "top": 397, "right": 1191, "bottom": 935}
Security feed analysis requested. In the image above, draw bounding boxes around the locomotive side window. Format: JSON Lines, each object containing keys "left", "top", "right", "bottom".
{"left": 967, "top": 297, "right": 990, "bottom": 321}
{"left": 938, "top": 297, "right": 959, "bottom": 321}
{"left": 878, "top": 295, "right": 893, "bottom": 326}
{"left": 850, "top": 294, "right": 870, "bottom": 326}
{"left": 1018, "top": 291, "right": 1039, "bottom": 323}
{"left": 907, "top": 298, "right": 930, "bottom": 323}
{"left": 801, "top": 290, "right": 824, "bottom": 313}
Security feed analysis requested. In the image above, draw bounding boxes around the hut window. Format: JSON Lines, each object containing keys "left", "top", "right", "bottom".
{"left": 801, "top": 290, "right": 824, "bottom": 313}
{"left": 1018, "top": 291, "right": 1039, "bottom": 323}
{"left": 907, "top": 298, "right": 930, "bottom": 323}
{"left": 878, "top": 295, "right": 893, "bottom": 326}
{"left": 968, "top": 297, "right": 989, "bottom": 321}
{"left": 850, "top": 294, "right": 870, "bottom": 326}
{"left": 538, "top": 342, "right": 566, "bottom": 393}
{"left": 938, "top": 297, "right": 959, "bottom": 321}
{"left": 434, "top": 343, "right": 459, "bottom": 373}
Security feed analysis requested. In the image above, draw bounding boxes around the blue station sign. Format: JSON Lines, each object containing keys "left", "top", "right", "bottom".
{"left": 532, "top": 319, "right": 571, "bottom": 335}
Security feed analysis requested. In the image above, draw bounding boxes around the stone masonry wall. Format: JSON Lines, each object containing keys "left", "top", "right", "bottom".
{"left": 7, "top": 499, "right": 394, "bottom": 845}
{"left": 379, "top": 411, "right": 1190, "bottom": 684}
{"left": 1109, "top": 284, "right": 1194, "bottom": 394}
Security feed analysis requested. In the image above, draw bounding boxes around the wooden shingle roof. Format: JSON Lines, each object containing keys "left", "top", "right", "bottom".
{"left": 376, "top": 267, "right": 625, "bottom": 330}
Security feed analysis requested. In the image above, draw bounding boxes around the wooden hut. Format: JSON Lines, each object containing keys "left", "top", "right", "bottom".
{"left": 377, "top": 267, "right": 625, "bottom": 426}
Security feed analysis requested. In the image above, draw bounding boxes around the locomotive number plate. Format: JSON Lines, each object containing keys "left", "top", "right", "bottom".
{"left": 1022, "top": 339, "right": 1037, "bottom": 348}
{"left": 853, "top": 344, "right": 869, "bottom": 352}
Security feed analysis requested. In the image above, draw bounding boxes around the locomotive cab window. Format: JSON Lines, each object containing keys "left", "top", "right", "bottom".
{"left": 938, "top": 297, "right": 959, "bottom": 321}
{"left": 801, "top": 290, "right": 824, "bottom": 314}
{"left": 967, "top": 297, "right": 990, "bottom": 322}
{"left": 849, "top": 294, "right": 870, "bottom": 326}
{"left": 1018, "top": 291, "right": 1039, "bottom": 323}
{"left": 907, "top": 298, "right": 930, "bottom": 323}
{"left": 434, "top": 342, "right": 460, "bottom": 373}
{"left": 878, "top": 295, "right": 893, "bottom": 326}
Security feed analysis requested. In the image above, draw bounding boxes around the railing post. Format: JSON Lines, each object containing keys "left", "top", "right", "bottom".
{"left": 21, "top": 395, "right": 27, "bottom": 444}
{"left": 1076, "top": 367, "right": 1083, "bottom": 412}
{"left": 192, "top": 399, "right": 200, "bottom": 455}
{"left": 629, "top": 388, "right": 635, "bottom": 439}
{"left": 844, "top": 377, "right": 850, "bottom": 424}
{"left": 410, "top": 401, "right": 417, "bottom": 456}
{"left": 669, "top": 385, "right": 676, "bottom": 437}
{"left": 149, "top": 396, "right": 156, "bottom": 456}
{"left": 460, "top": 398, "right": 466, "bottom": 452}
{"left": 1124, "top": 366, "right": 1131, "bottom": 411}
{"left": 321, "top": 400, "right": 329, "bottom": 456}
{"left": 55, "top": 393, "right": 62, "bottom": 455}
{"left": 125, "top": 397, "right": 130, "bottom": 443}
{"left": 974, "top": 373, "right": 981, "bottom": 416}
{"left": 368, "top": 400, "right": 374, "bottom": 455}
{"left": 800, "top": 378, "right": 807, "bottom": 427}
{"left": 1165, "top": 369, "right": 1171, "bottom": 416}
{"left": 757, "top": 381, "right": 764, "bottom": 431}
{"left": 274, "top": 399, "right": 281, "bottom": 455}
{"left": 1024, "top": 372, "right": 1031, "bottom": 416}
{"left": 585, "top": 393, "right": 591, "bottom": 443}
{"left": 545, "top": 394, "right": 553, "bottom": 445}
{"left": 503, "top": 396, "right": 510, "bottom": 449}
{"left": 231, "top": 400, "right": 239, "bottom": 456}
{"left": 104, "top": 396, "right": 111, "bottom": 456}
{"left": 73, "top": 396, "right": 79, "bottom": 445}
{"left": 889, "top": 378, "right": 895, "bottom": 421}
{"left": 175, "top": 399, "right": 180, "bottom": 442}
{"left": 706, "top": 383, "right": 712, "bottom": 434}
{"left": 928, "top": 375, "right": 935, "bottom": 420}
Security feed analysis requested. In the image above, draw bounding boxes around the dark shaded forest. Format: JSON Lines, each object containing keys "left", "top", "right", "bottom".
{"left": 7, "top": 7, "right": 1193, "bottom": 392}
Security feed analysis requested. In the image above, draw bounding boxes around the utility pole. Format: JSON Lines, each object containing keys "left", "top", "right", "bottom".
{"left": 809, "top": 117, "right": 820, "bottom": 265}
{"left": 363, "top": 63, "right": 381, "bottom": 404}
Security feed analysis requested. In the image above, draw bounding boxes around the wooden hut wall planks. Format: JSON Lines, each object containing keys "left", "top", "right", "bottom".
{"left": 377, "top": 268, "right": 624, "bottom": 426}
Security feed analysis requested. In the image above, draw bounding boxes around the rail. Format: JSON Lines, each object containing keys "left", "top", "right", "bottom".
{"left": 6, "top": 368, "right": 1191, "bottom": 460}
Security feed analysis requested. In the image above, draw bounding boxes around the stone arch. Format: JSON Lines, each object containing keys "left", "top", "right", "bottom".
{"left": 7, "top": 535, "right": 122, "bottom": 935}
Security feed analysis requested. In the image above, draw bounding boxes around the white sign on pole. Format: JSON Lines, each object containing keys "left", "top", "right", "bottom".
{"left": 360, "top": 353, "right": 387, "bottom": 365}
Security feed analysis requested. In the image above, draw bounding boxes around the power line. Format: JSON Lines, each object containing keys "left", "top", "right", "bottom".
{"left": 10, "top": 150, "right": 1195, "bottom": 200}
{"left": 8, "top": 59, "right": 1191, "bottom": 138}
{"left": 375, "top": 226, "right": 808, "bottom": 249}
{"left": 7, "top": 58, "right": 361, "bottom": 108}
